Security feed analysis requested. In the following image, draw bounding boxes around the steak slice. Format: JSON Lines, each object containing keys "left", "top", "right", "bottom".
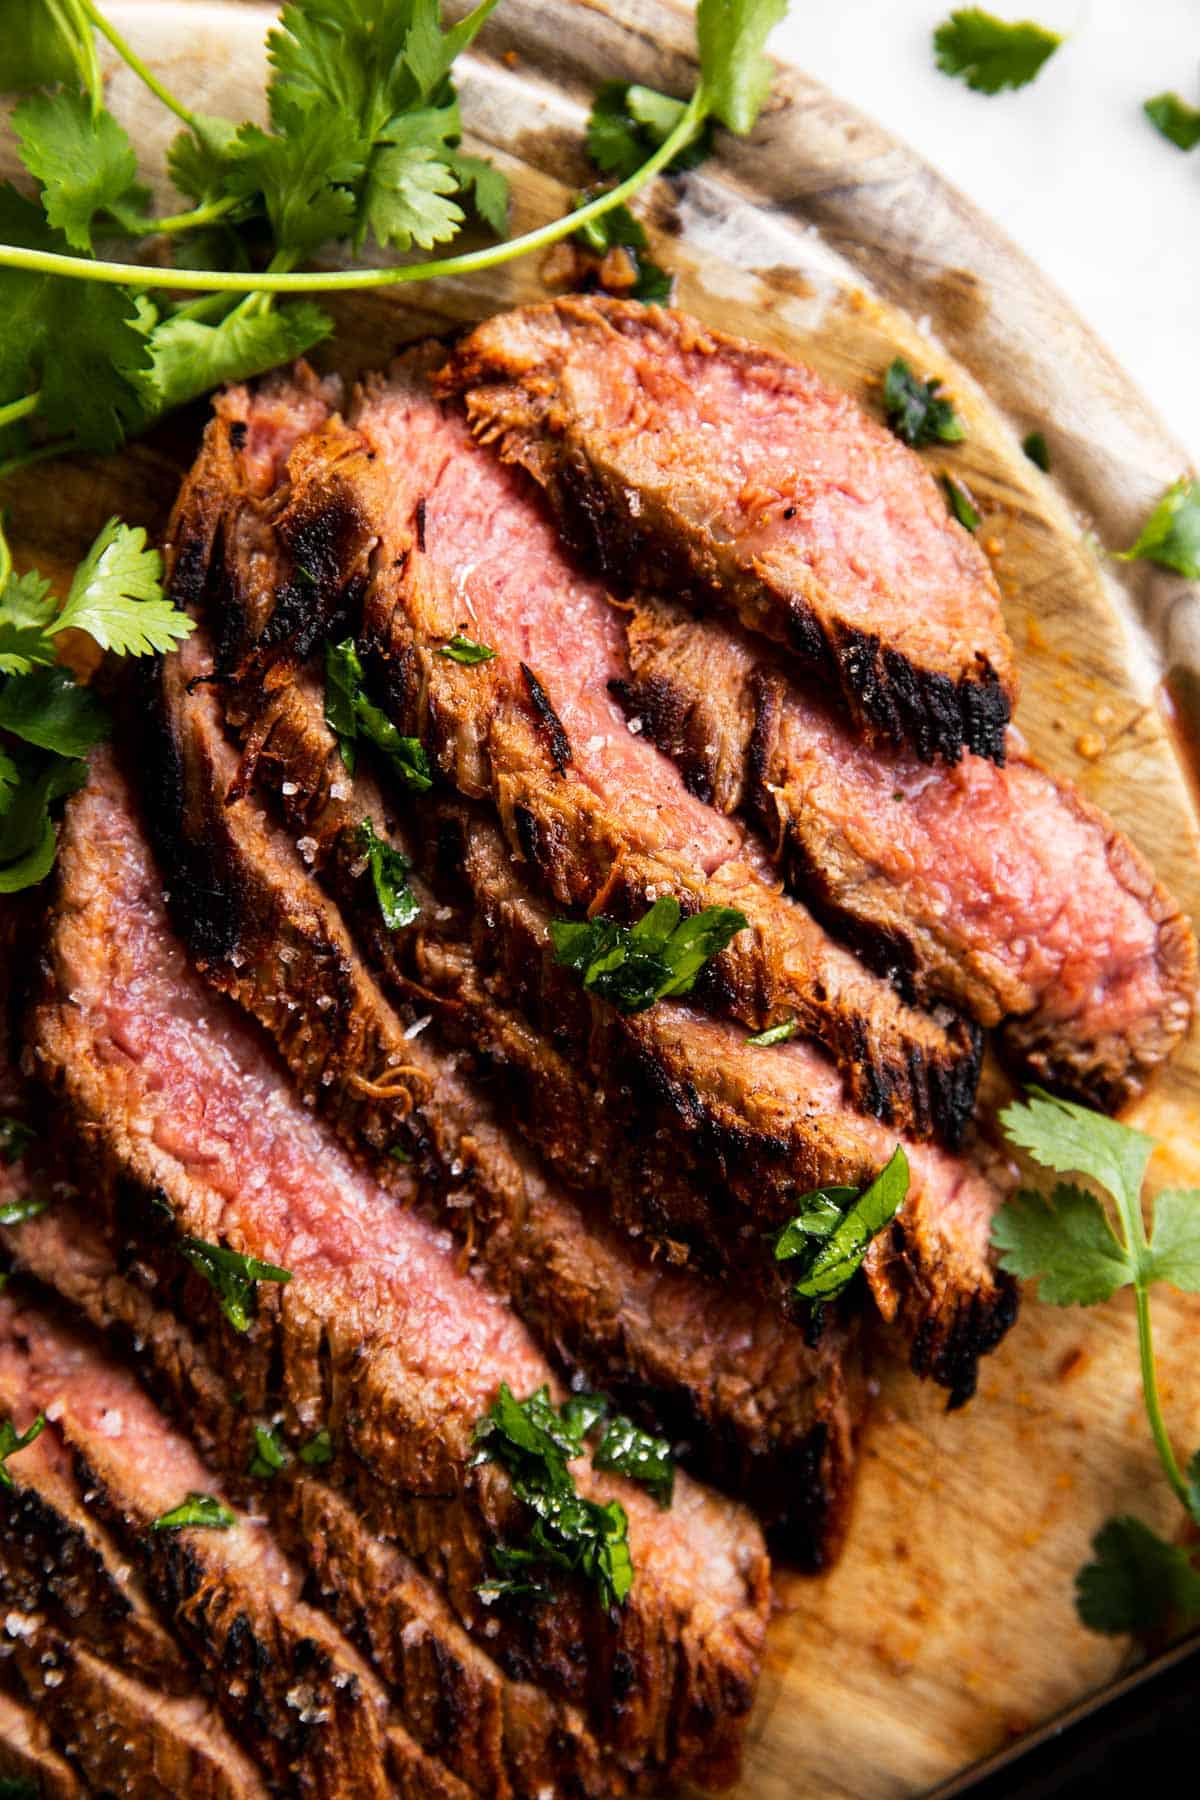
{"left": 0, "top": 1685, "right": 85, "bottom": 1799}
{"left": 153, "top": 630, "right": 861, "bottom": 1563}
{"left": 440, "top": 298, "right": 1016, "bottom": 764}
{"left": 26, "top": 751, "right": 770, "bottom": 1790}
{"left": 614, "top": 591, "right": 1197, "bottom": 1110}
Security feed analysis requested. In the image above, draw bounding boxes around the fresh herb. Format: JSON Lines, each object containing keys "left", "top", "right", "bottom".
{"left": 775, "top": 1146, "right": 909, "bottom": 1303}
{"left": 1144, "top": 93, "right": 1200, "bottom": 153}
{"left": 747, "top": 1017, "right": 799, "bottom": 1046}
{"left": 586, "top": 82, "right": 712, "bottom": 181}
{"left": 942, "top": 472, "right": 981, "bottom": 532}
{"left": 473, "top": 1382, "right": 640, "bottom": 1608}
{"left": 437, "top": 632, "right": 495, "bottom": 664}
{"left": 357, "top": 817, "right": 419, "bottom": 930}
{"left": 0, "top": 1412, "right": 44, "bottom": 1487}
{"left": 550, "top": 894, "right": 748, "bottom": 1015}
{"left": 1022, "top": 429, "right": 1051, "bottom": 471}
{"left": 324, "top": 638, "right": 432, "bottom": 790}
{"left": 388, "top": 1143, "right": 413, "bottom": 1164}
{"left": 882, "top": 358, "right": 965, "bottom": 449}
{"left": 0, "top": 1117, "right": 35, "bottom": 1165}
{"left": 0, "top": 0, "right": 789, "bottom": 471}
{"left": 298, "top": 1427, "right": 334, "bottom": 1466}
{"left": 178, "top": 1236, "right": 292, "bottom": 1333}
{"left": 1115, "top": 478, "right": 1200, "bottom": 581}
{"left": 933, "top": 9, "right": 1063, "bottom": 94}
{"left": 150, "top": 1491, "right": 236, "bottom": 1531}
{"left": 248, "top": 1422, "right": 290, "bottom": 1478}
{"left": 0, "top": 515, "right": 192, "bottom": 891}
{"left": 570, "top": 195, "right": 675, "bottom": 304}
{"left": 593, "top": 1413, "right": 674, "bottom": 1507}
{"left": 992, "top": 1088, "right": 1200, "bottom": 1635}
{"left": 0, "top": 1192, "right": 47, "bottom": 1226}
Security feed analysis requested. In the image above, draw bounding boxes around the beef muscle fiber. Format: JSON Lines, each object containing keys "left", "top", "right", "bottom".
{"left": 440, "top": 297, "right": 1016, "bottom": 764}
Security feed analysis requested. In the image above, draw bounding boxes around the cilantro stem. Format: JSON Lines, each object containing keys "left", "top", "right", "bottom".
{"left": 0, "top": 91, "right": 708, "bottom": 296}
{"left": 77, "top": 0, "right": 201, "bottom": 131}
{"left": 1134, "top": 1281, "right": 1190, "bottom": 1510}
{"left": 50, "top": 0, "right": 103, "bottom": 111}
{"left": 0, "top": 520, "right": 11, "bottom": 591}
{"left": 146, "top": 195, "right": 241, "bottom": 236}
{"left": 0, "top": 395, "right": 40, "bottom": 433}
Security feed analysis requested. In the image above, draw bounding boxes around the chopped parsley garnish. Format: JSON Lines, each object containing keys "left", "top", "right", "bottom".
{"left": 747, "top": 1018, "right": 799, "bottom": 1047}
{"left": 357, "top": 818, "right": 419, "bottom": 931}
{"left": 150, "top": 1491, "right": 236, "bottom": 1531}
{"left": 248, "top": 1423, "right": 290, "bottom": 1479}
{"left": 473, "top": 1382, "right": 676, "bottom": 1608}
{"left": 993, "top": 1087, "right": 1200, "bottom": 1635}
{"left": 1116, "top": 478, "right": 1200, "bottom": 581}
{"left": 1022, "top": 429, "right": 1051, "bottom": 471}
{"left": 882, "top": 358, "right": 965, "bottom": 449}
{"left": 178, "top": 1236, "right": 292, "bottom": 1333}
{"left": 942, "top": 473, "right": 981, "bottom": 532}
{"left": 298, "top": 1427, "right": 334, "bottom": 1467}
{"left": 0, "top": 1117, "right": 35, "bottom": 1166}
{"left": 1144, "top": 93, "right": 1200, "bottom": 153}
{"left": 550, "top": 894, "right": 747, "bottom": 1015}
{"left": 0, "top": 1412, "right": 45, "bottom": 1488}
{"left": 437, "top": 633, "right": 496, "bottom": 665}
{"left": 775, "top": 1147, "right": 909, "bottom": 1303}
{"left": 933, "top": 9, "right": 1063, "bottom": 94}
{"left": 324, "top": 638, "right": 432, "bottom": 791}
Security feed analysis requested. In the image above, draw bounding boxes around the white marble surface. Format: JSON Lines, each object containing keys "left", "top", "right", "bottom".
{"left": 768, "top": 0, "right": 1200, "bottom": 464}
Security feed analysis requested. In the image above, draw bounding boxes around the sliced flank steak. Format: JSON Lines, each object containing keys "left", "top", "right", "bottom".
{"left": 614, "top": 592, "right": 1197, "bottom": 1111}
{"left": 0, "top": 1686, "right": 86, "bottom": 1800}
{"left": 25, "top": 752, "right": 770, "bottom": 1792}
{"left": 440, "top": 298, "right": 1017, "bottom": 765}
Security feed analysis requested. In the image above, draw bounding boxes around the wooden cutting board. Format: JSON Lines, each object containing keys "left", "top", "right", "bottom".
{"left": 3, "top": 4, "right": 1199, "bottom": 1794}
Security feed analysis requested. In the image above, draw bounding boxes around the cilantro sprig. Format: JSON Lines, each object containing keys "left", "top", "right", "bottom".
{"left": 0, "top": 0, "right": 790, "bottom": 470}
{"left": 993, "top": 1088, "right": 1200, "bottom": 1636}
{"left": 1116, "top": 478, "right": 1200, "bottom": 582}
{"left": 933, "top": 9, "right": 1064, "bottom": 95}
{"left": 178, "top": 1235, "right": 293, "bottom": 1333}
{"left": 150, "top": 1491, "right": 236, "bottom": 1531}
{"left": 775, "top": 1146, "right": 909, "bottom": 1305}
{"left": 550, "top": 893, "right": 748, "bottom": 1015}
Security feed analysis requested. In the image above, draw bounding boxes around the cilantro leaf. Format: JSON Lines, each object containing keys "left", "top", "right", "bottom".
{"left": 143, "top": 300, "right": 332, "bottom": 418}
{"left": 166, "top": 113, "right": 245, "bottom": 204}
{"left": 437, "top": 633, "right": 495, "bottom": 664}
{"left": 0, "top": 1412, "right": 44, "bottom": 1488}
{"left": 883, "top": 358, "right": 965, "bottom": 448}
{"left": 12, "top": 89, "right": 149, "bottom": 250}
{"left": 0, "top": 750, "right": 14, "bottom": 813}
{"left": 51, "top": 519, "right": 193, "bottom": 658}
{"left": 248, "top": 1422, "right": 290, "bottom": 1479}
{"left": 942, "top": 473, "right": 981, "bottom": 532}
{"left": 0, "top": 1117, "right": 35, "bottom": 1165}
{"left": 1116, "top": 478, "right": 1200, "bottom": 581}
{"left": 357, "top": 817, "right": 419, "bottom": 931}
{"left": 447, "top": 151, "right": 509, "bottom": 235}
{"left": 999, "top": 1088, "right": 1155, "bottom": 1223}
{"left": 1023, "top": 429, "right": 1051, "bottom": 471}
{"left": 361, "top": 140, "right": 463, "bottom": 253}
{"left": 1076, "top": 1516, "right": 1200, "bottom": 1634}
{"left": 747, "top": 1017, "right": 799, "bottom": 1046}
{"left": 776, "top": 1147, "right": 908, "bottom": 1303}
{"left": 150, "top": 1491, "right": 236, "bottom": 1531}
{"left": 324, "top": 636, "right": 432, "bottom": 790}
{"left": 0, "top": 570, "right": 57, "bottom": 676}
{"left": 586, "top": 82, "right": 712, "bottom": 181}
{"left": 298, "top": 1427, "right": 334, "bottom": 1467}
{"left": 226, "top": 111, "right": 365, "bottom": 256}
{"left": 933, "top": 9, "right": 1063, "bottom": 94}
{"left": 0, "top": 0, "right": 101, "bottom": 102}
{"left": 178, "top": 1236, "right": 292, "bottom": 1333}
{"left": 0, "top": 667, "right": 108, "bottom": 757}
{"left": 1144, "top": 93, "right": 1200, "bottom": 153}
{"left": 550, "top": 895, "right": 747, "bottom": 1014}
{"left": 991, "top": 1182, "right": 1135, "bottom": 1305}
{"left": 0, "top": 1190, "right": 48, "bottom": 1225}
{"left": 696, "top": 0, "right": 788, "bottom": 136}
{"left": 1145, "top": 1189, "right": 1200, "bottom": 1293}
{"left": 0, "top": 749, "right": 86, "bottom": 892}
{"left": 593, "top": 1414, "right": 674, "bottom": 1507}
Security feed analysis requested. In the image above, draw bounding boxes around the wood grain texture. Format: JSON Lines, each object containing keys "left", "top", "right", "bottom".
{"left": 2, "top": 4, "right": 1199, "bottom": 1795}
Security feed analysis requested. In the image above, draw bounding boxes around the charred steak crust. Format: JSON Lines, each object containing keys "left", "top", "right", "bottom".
{"left": 26, "top": 753, "right": 770, "bottom": 1793}
{"left": 150, "top": 633, "right": 861, "bottom": 1567}
{"left": 439, "top": 298, "right": 1017, "bottom": 764}
{"left": 614, "top": 591, "right": 1196, "bottom": 1111}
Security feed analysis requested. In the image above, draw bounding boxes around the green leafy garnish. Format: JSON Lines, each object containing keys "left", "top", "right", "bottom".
{"left": 942, "top": 473, "right": 981, "bottom": 532}
{"left": 1116, "top": 478, "right": 1200, "bottom": 581}
{"left": 572, "top": 196, "right": 674, "bottom": 304}
{"left": 0, "top": 1412, "right": 44, "bottom": 1487}
{"left": 0, "top": 1192, "right": 47, "bottom": 1227}
{"left": 882, "top": 358, "right": 966, "bottom": 449}
{"left": 150, "top": 1491, "right": 236, "bottom": 1531}
{"left": 47, "top": 518, "right": 193, "bottom": 657}
{"left": 437, "top": 632, "right": 495, "bottom": 664}
{"left": 1144, "top": 93, "right": 1200, "bottom": 153}
{"left": 747, "top": 1017, "right": 799, "bottom": 1046}
{"left": 775, "top": 1147, "right": 908, "bottom": 1303}
{"left": 1022, "top": 429, "right": 1050, "bottom": 471}
{"left": 586, "top": 82, "right": 712, "bottom": 180}
{"left": 593, "top": 1413, "right": 674, "bottom": 1508}
{"left": 994, "top": 1088, "right": 1200, "bottom": 1634}
{"left": 0, "top": 1117, "right": 35, "bottom": 1166}
{"left": 12, "top": 86, "right": 149, "bottom": 250}
{"left": 933, "top": 9, "right": 1063, "bottom": 94}
{"left": 357, "top": 817, "right": 419, "bottom": 930}
{"left": 298, "top": 1427, "right": 334, "bottom": 1466}
{"left": 550, "top": 894, "right": 747, "bottom": 1015}
{"left": 248, "top": 1422, "right": 290, "bottom": 1479}
{"left": 178, "top": 1236, "right": 292, "bottom": 1333}
{"left": 324, "top": 638, "right": 432, "bottom": 790}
